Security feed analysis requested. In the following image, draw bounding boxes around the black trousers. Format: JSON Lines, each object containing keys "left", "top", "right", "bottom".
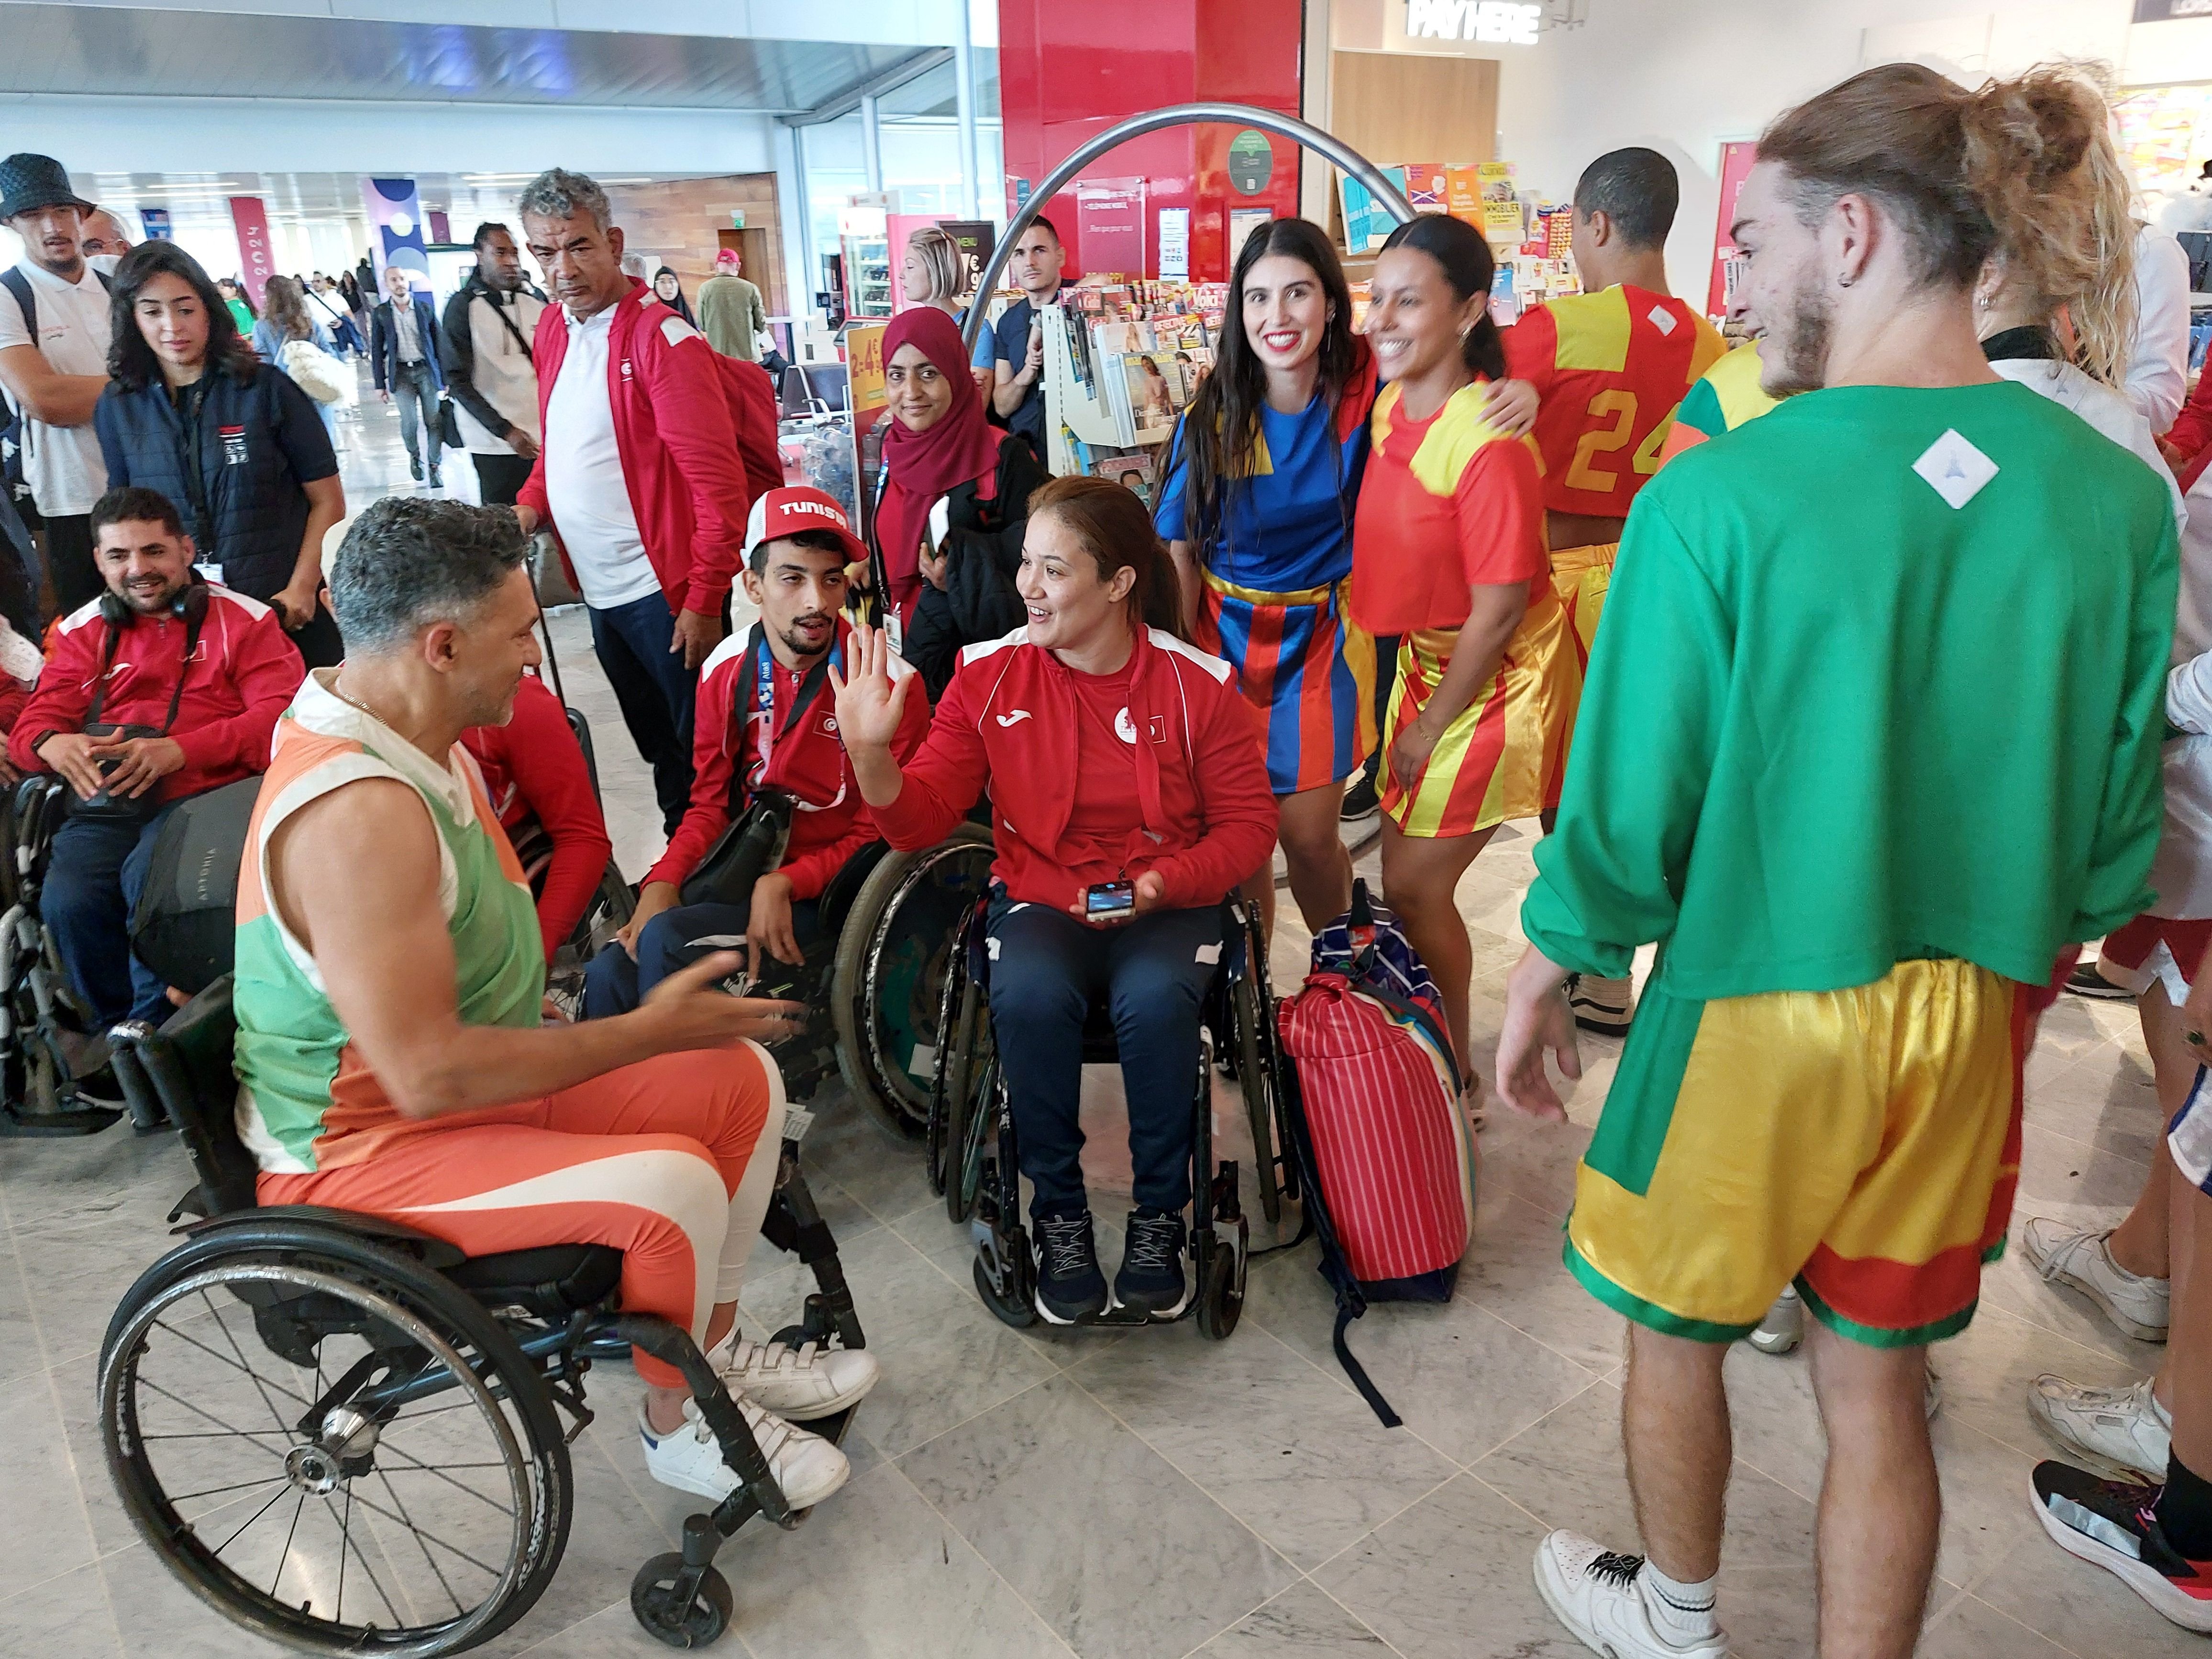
{"left": 472, "top": 451, "right": 535, "bottom": 507}
{"left": 37, "top": 512, "right": 100, "bottom": 619}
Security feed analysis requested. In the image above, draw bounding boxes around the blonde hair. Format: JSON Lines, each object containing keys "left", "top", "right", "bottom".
{"left": 1760, "top": 60, "right": 2136, "bottom": 385}
{"left": 904, "top": 227, "right": 966, "bottom": 305}
{"left": 1963, "top": 64, "right": 2136, "bottom": 386}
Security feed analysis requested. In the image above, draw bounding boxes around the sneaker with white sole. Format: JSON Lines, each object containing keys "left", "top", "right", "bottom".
{"left": 1747, "top": 1287, "right": 1802, "bottom": 1355}
{"left": 2031, "top": 1460, "right": 2212, "bottom": 1633}
{"left": 1533, "top": 1532, "right": 1729, "bottom": 1658}
{"left": 2027, "top": 1373, "right": 2171, "bottom": 1481}
{"left": 708, "top": 1335, "right": 880, "bottom": 1422}
{"left": 1567, "top": 974, "right": 1635, "bottom": 1038}
{"left": 639, "top": 1395, "right": 849, "bottom": 1510}
{"left": 2021, "top": 1218, "right": 2169, "bottom": 1340}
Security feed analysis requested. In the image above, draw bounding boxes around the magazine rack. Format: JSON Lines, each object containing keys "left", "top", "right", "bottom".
{"left": 959, "top": 104, "right": 1416, "bottom": 365}
{"left": 1037, "top": 305, "right": 1176, "bottom": 476}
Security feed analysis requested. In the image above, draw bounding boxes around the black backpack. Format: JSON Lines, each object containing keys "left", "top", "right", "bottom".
{"left": 0, "top": 264, "right": 113, "bottom": 513}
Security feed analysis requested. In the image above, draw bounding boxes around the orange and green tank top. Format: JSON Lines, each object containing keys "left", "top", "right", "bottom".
{"left": 233, "top": 670, "right": 544, "bottom": 1174}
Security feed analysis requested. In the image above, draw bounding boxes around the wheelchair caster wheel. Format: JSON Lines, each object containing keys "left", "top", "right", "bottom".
{"left": 630, "top": 1552, "right": 734, "bottom": 1648}
{"left": 973, "top": 1251, "right": 1037, "bottom": 1328}
{"left": 1195, "top": 1220, "right": 1247, "bottom": 1342}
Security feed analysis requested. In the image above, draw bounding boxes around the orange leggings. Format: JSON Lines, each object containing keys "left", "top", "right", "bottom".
{"left": 258, "top": 1044, "right": 785, "bottom": 1388}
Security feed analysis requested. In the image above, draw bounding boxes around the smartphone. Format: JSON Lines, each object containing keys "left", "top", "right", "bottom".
{"left": 1084, "top": 880, "right": 1136, "bottom": 920}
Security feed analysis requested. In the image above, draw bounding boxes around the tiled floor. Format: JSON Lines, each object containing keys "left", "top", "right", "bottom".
{"left": 0, "top": 370, "right": 2197, "bottom": 1656}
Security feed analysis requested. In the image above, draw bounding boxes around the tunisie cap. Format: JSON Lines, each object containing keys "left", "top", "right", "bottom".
{"left": 745, "top": 486, "right": 867, "bottom": 565}
{"left": 0, "top": 154, "right": 94, "bottom": 221}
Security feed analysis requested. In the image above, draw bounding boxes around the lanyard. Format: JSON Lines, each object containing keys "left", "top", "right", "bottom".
{"left": 751, "top": 632, "right": 844, "bottom": 781}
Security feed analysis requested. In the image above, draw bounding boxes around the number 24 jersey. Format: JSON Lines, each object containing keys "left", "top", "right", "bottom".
{"left": 1503, "top": 284, "right": 1727, "bottom": 519}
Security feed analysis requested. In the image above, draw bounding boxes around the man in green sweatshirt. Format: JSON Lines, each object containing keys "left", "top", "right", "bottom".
{"left": 1497, "top": 63, "right": 2176, "bottom": 1659}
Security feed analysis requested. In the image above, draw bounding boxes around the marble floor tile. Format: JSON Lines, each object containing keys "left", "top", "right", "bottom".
{"left": 898, "top": 1374, "right": 1299, "bottom": 1659}
{"left": 99, "top": 1539, "right": 302, "bottom": 1659}
{"left": 1458, "top": 1190, "right": 1628, "bottom": 1375}
{"left": 0, "top": 1237, "right": 46, "bottom": 1387}
{"left": 1930, "top": 1300, "right": 2143, "bottom": 1463}
{"left": 1916, "top": 1591, "right": 2079, "bottom": 1659}
{"left": 1189, "top": 1579, "right": 1394, "bottom": 1656}
{"left": 717, "top": 1460, "right": 1075, "bottom": 1659}
{"left": 0, "top": 1559, "right": 123, "bottom": 1659}
{"left": 1242, "top": 1236, "right": 1609, "bottom": 1467}
{"left": 511, "top": 1597, "right": 759, "bottom": 1658}
{"left": 1312, "top": 1472, "right": 1591, "bottom": 1659}
{"left": 1069, "top": 1322, "right": 1459, "bottom": 1570}
{"left": 0, "top": 1371, "right": 98, "bottom": 1602}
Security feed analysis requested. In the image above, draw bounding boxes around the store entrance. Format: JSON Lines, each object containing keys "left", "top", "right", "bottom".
{"left": 717, "top": 225, "right": 773, "bottom": 284}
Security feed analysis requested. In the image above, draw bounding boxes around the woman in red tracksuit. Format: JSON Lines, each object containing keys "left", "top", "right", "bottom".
{"left": 834, "top": 475, "right": 1277, "bottom": 1325}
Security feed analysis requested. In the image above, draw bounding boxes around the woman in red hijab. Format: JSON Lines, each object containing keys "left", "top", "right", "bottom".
{"left": 870, "top": 306, "right": 1050, "bottom": 694}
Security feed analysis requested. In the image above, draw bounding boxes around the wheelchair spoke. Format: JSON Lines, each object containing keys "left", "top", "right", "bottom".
{"left": 190, "top": 1291, "right": 316, "bottom": 1432}
{"left": 268, "top": 1491, "right": 307, "bottom": 1601}
{"left": 372, "top": 1466, "right": 469, "bottom": 1619}
{"left": 206, "top": 1478, "right": 296, "bottom": 1557}
{"left": 367, "top": 1444, "right": 518, "bottom": 1515}
{"left": 344, "top": 1485, "right": 507, "bottom": 1585}
{"left": 152, "top": 1312, "right": 311, "bottom": 1406}
{"left": 137, "top": 1377, "right": 298, "bottom": 1451}
{"left": 323, "top": 1482, "right": 405, "bottom": 1631}
{"left": 168, "top": 1472, "right": 304, "bottom": 1505}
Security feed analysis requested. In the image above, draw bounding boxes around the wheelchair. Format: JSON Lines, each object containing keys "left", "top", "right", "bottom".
{"left": 0, "top": 774, "right": 131, "bottom": 1135}
{"left": 929, "top": 892, "right": 1290, "bottom": 1340}
{"left": 96, "top": 976, "right": 868, "bottom": 1654}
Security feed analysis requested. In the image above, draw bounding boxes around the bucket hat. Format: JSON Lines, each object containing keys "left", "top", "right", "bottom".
{"left": 0, "top": 154, "right": 93, "bottom": 221}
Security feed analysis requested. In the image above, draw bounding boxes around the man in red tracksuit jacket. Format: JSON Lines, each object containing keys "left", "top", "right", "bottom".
{"left": 11, "top": 485, "right": 303, "bottom": 1024}
{"left": 512, "top": 166, "right": 752, "bottom": 835}
{"left": 581, "top": 487, "right": 930, "bottom": 1018}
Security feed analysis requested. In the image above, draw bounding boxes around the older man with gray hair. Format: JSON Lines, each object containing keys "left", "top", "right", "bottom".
{"left": 511, "top": 166, "right": 752, "bottom": 835}
{"left": 231, "top": 495, "right": 875, "bottom": 1513}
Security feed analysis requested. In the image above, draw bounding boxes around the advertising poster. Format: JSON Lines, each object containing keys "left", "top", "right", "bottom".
{"left": 1705, "top": 140, "right": 1758, "bottom": 316}
{"left": 1478, "top": 161, "right": 1523, "bottom": 246}
{"left": 227, "top": 197, "right": 276, "bottom": 304}
{"left": 1445, "top": 164, "right": 1484, "bottom": 227}
{"left": 936, "top": 220, "right": 998, "bottom": 300}
{"left": 1338, "top": 166, "right": 1407, "bottom": 254}
{"left": 363, "top": 176, "right": 429, "bottom": 286}
{"left": 1074, "top": 177, "right": 1147, "bottom": 277}
{"left": 1158, "top": 207, "right": 1191, "bottom": 281}
{"left": 1401, "top": 162, "right": 1449, "bottom": 211}
{"left": 137, "top": 207, "right": 172, "bottom": 241}
{"left": 845, "top": 321, "right": 889, "bottom": 538}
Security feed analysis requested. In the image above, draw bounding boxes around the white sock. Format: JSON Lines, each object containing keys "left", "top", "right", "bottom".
{"left": 1638, "top": 1560, "right": 1718, "bottom": 1644}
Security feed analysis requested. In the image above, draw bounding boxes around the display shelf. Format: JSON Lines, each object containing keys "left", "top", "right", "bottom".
{"left": 1038, "top": 303, "right": 1175, "bottom": 476}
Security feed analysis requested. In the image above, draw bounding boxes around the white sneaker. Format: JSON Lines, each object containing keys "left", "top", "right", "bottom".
{"left": 1533, "top": 1531, "right": 1728, "bottom": 1659}
{"left": 709, "top": 1334, "right": 880, "bottom": 1422}
{"left": 639, "top": 1396, "right": 850, "bottom": 1510}
{"left": 1746, "top": 1287, "right": 1802, "bottom": 1355}
{"left": 2021, "top": 1218, "right": 2169, "bottom": 1340}
{"left": 2027, "top": 1372, "right": 2171, "bottom": 1481}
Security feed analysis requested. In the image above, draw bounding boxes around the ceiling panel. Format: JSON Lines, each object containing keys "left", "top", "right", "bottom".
{"left": 0, "top": 2, "right": 927, "bottom": 110}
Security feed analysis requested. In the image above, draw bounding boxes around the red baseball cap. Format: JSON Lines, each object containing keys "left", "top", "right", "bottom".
{"left": 745, "top": 486, "right": 866, "bottom": 565}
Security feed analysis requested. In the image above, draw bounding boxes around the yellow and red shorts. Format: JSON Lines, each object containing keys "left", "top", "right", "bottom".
{"left": 1565, "top": 956, "right": 2027, "bottom": 1347}
{"left": 1538, "top": 541, "right": 1617, "bottom": 808}
{"left": 1378, "top": 596, "right": 1572, "bottom": 839}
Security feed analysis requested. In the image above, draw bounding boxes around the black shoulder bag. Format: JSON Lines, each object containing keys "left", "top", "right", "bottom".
{"left": 678, "top": 632, "right": 840, "bottom": 907}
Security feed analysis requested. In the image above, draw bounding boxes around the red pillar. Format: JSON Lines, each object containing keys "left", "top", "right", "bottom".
{"left": 996, "top": 0, "right": 1303, "bottom": 283}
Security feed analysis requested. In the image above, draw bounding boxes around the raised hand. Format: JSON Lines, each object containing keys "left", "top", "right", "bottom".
{"left": 827, "top": 624, "right": 912, "bottom": 752}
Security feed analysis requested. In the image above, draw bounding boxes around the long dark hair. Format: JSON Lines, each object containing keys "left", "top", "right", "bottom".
{"left": 1379, "top": 214, "right": 1507, "bottom": 383}
{"left": 109, "top": 243, "right": 259, "bottom": 392}
{"left": 1177, "top": 218, "right": 1358, "bottom": 561}
{"left": 262, "top": 274, "right": 313, "bottom": 343}
{"left": 1029, "top": 475, "right": 1187, "bottom": 641}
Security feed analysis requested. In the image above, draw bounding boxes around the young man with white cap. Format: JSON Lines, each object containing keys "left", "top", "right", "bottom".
{"left": 584, "top": 486, "right": 931, "bottom": 1017}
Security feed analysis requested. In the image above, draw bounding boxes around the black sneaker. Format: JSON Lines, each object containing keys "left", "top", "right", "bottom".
{"left": 2031, "top": 1460, "right": 2212, "bottom": 1632}
{"left": 408, "top": 455, "right": 423, "bottom": 481}
{"left": 1031, "top": 1210, "right": 1107, "bottom": 1324}
{"left": 2064, "top": 962, "right": 2135, "bottom": 1001}
{"left": 1116, "top": 1208, "right": 1189, "bottom": 1316}
{"left": 1340, "top": 773, "right": 1380, "bottom": 820}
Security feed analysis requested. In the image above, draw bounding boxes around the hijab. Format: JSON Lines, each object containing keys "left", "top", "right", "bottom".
{"left": 652, "top": 266, "right": 696, "bottom": 326}
{"left": 874, "top": 306, "right": 1004, "bottom": 615}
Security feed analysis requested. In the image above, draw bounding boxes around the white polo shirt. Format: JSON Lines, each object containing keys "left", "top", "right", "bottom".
{"left": 542, "top": 304, "right": 661, "bottom": 611}
{"left": 0, "top": 260, "right": 113, "bottom": 518}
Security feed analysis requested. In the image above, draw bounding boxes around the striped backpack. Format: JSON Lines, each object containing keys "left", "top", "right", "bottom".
{"left": 1276, "top": 880, "right": 1477, "bottom": 1426}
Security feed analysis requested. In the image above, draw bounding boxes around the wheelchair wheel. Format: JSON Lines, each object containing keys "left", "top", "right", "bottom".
{"left": 939, "top": 957, "right": 994, "bottom": 1224}
{"left": 947, "top": 1057, "right": 996, "bottom": 1225}
{"left": 831, "top": 826, "right": 993, "bottom": 1139}
{"left": 1228, "top": 967, "right": 1280, "bottom": 1226}
{"left": 1195, "top": 1226, "right": 1247, "bottom": 1341}
{"left": 630, "top": 1554, "right": 733, "bottom": 1648}
{"left": 973, "top": 1245, "right": 1038, "bottom": 1329}
{"left": 100, "top": 1218, "right": 572, "bottom": 1657}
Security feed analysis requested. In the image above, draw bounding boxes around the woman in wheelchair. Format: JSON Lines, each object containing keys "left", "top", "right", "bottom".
{"left": 235, "top": 497, "right": 876, "bottom": 1513}
{"left": 459, "top": 668, "right": 614, "bottom": 961}
{"left": 582, "top": 486, "right": 930, "bottom": 1017}
{"left": 833, "top": 476, "right": 1276, "bottom": 1320}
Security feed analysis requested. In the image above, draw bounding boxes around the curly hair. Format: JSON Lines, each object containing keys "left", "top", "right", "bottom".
{"left": 330, "top": 497, "right": 529, "bottom": 654}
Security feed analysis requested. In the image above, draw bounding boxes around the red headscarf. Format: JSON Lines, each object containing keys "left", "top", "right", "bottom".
{"left": 874, "top": 306, "right": 1005, "bottom": 619}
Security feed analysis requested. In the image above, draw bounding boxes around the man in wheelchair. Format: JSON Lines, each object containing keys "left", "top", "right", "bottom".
{"left": 234, "top": 496, "right": 875, "bottom": 1511}
{"left": 582, "top": 485, "right": 928, "bottom": 1017}
{"left": 10, "top": 485, "right": 302, "bottom": 1027}
{"left": 833, "top": 477, "right": 1277, "bottom": 1321}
